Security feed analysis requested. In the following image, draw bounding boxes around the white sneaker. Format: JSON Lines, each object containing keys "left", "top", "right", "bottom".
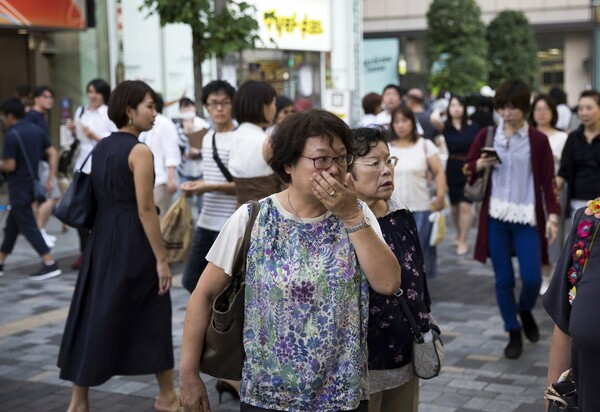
{"left": 40, "top": 229, "right": 55, "bottom": 248}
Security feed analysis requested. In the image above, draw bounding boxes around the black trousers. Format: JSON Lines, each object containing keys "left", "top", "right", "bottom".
{"left": 1, "top": 202, "right": 49, "bottom": 256}
{"left": 77, "top": 228, "right": 90, "bottom": 253}
{"left": 240, "top": 401, "right": 369, "bottom": 412}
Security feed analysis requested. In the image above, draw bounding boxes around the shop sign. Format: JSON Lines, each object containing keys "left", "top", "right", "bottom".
{"left": 0, "top": 0, "right": 86, "bottom": 30}
{"left": 363, "top": 38, "right": 400, "bottom": 94}
{"left": 246, "top": 0, "right": 331, "bottom": 52}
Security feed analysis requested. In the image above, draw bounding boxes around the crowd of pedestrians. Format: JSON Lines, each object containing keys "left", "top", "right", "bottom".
{"left": 1, "top": 71, "right": 599, "bottom": 411}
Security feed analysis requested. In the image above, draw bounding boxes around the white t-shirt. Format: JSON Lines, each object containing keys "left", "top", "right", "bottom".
{"left": 73, "top": 104, "right": 117, "bottom": 173}
{"left": 207, "top": 195, "right": 383, "bottom": 276}
{"left": 196, "top": 130, "right": 238, "bottom": 231}
{"left": 546, "top": 130, "right": 568, "bottom": 175}
{"left": 358, "top": 113, "right": 378, "bottom": 127}
{"left": 374, "top": 111, "right": 391, "bottom": 128}
{"left": 389, "top": 138, "right": 439, "bottom": 211}
{"left": 556, "top": 104, "right": 572, "bottom": 132}
{"left": 139, "top": 114, "right": 182, "bottom": 187}
{"left": 228, "top": 122, "right": 273, "bottom": 178}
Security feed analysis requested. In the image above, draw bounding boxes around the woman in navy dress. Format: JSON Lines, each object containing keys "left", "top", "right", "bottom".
{"left": 58, "top": 81, "right": 177, "bottom": 412}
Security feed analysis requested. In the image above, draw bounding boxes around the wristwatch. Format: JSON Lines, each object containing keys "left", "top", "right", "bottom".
{"left": 345, "top": 217, "right": 371, "bottom": 234}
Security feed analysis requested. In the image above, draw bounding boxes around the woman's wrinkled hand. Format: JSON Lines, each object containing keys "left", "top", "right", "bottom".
{"left": 156, "top": 260, "right": 172, "bottom": 295}
{"left": 180, "top": 375, "right": 211, "bottom": 412}
{"left": 311, "top": 172, "right": 362, "bottom": 224}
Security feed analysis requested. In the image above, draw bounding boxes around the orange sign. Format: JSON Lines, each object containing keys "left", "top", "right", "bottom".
{"left": 0, "top": 0, "right": 86, "bottom": 30}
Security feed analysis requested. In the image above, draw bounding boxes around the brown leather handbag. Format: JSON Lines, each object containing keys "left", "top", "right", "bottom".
{"left": 463, "top": 127, "right": 494, "bottom": 202}
{"left": 199, "top": 200, "right": 259, "bottom": 380}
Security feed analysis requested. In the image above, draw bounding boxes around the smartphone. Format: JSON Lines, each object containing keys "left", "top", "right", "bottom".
{"left": 481, "top": 146, "right": 502, "bottom": 163}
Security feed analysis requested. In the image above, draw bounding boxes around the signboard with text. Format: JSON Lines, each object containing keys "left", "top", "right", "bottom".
{"left": 246, "top": 0, "right": 332, "bottom": 52}
{"left": 363, "top": 38, "right": 400, "bottom": 94}
{"left": 0, "top": 0, "right": 86, "bottom": 30}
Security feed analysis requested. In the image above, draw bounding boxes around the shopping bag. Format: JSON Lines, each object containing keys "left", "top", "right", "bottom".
{"left": 429, "top": 211, "right": 446, "bottom": 247}
{"left": 160, "top": 196, "right": 193, "bottom": 263}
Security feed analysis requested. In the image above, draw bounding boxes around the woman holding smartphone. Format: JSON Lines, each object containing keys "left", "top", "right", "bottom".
{"left": 465, "top": 79, "right": 560, "bottom": 360}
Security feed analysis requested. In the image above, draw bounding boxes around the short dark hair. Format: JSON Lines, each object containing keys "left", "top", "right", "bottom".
{"left": 201, "top": 80, "right": 235, "bottom": 106}
{"left": 494, "top": 79, "right": 531, "bottom": 113}
{"left": 107, "top": 80, "right": 157, "bottom": 128}
{"left": 276, "top": 95, "right": 294, "bottom": 116}
{"left": 389, "top": 105, "right": 419, "bottom": 143}
{"left": 268, "top": 110, "right": 354, "bottom": 184}
{"left": 0, "top": 97, "right": 25, "bottom": 119}
{"left": 382, "top": 84, "right": 402, "bottom": 98}
{"left": 155, "top": 94, "right": 164, "bottom": 114}
{"left": 87, "top": 78, "right": 111, "bottom": 105}
{"left": 179, "top": 97, "right": 195, "bottom": 109}
{"left": 349, "top": 127, "right": 387, "bottom": 179}
{"left": 549, "top": 87, "right": 567, "bottom": 105}
{"left": 579, "top": 89, "right": 600, "bottom": 107}
{"left": 233, "top": 80, "right": 276, "bottom": 124}
{"left": 362, "top": 93, "right": 382, "bottom": 115}
{"left": 32, "top": 85, "right": 54, "bottom": 98}
{"left": 529, "top": 94, "right": 558, "bottom": 128}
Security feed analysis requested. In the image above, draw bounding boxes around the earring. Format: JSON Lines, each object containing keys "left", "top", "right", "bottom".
{"left": 128, "top": 117, "right": 133, "bottom": 127}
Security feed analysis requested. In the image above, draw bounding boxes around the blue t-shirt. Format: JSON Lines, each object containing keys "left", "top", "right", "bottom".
{"left": 3, "top": 121, "right": 51, "bottom": 204}
{"left": 24, "top": 109, "right": 49, "bottom": 136}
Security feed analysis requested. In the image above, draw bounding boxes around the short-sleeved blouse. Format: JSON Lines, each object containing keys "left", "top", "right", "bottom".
{"left": 543, "top": 206, "right": 600, "bottom": 411}
{"left": 207, "top": 196, "right": 382, "bottom": 411}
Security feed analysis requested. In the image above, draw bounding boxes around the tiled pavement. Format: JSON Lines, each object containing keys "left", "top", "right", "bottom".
{"left": 0, "top": 216, "right": 554, "bottom": 411}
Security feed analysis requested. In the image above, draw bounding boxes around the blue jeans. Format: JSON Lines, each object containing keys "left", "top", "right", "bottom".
{"left": 488, "top": 218, "right": 541, "bottom": 331}
{"left": 182, "top": 227, "right": 219, "bottom": 293}
{"left": 412, "top": 210, "right": 436, "bottom": 278}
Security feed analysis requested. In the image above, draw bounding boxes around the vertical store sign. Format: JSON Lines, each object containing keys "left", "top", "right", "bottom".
{"left": 363, "top": 38, "right": 400, "bottom": 94}
{"left": 246, "top": 0, "right": 332, "bottom": 52}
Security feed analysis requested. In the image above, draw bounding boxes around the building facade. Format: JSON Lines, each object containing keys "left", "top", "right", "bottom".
{"left": 363, "top": 0, "right": 594, "bottom": 105}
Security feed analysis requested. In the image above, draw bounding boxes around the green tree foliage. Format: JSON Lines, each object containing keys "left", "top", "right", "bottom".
{"left": 487, "top": 10, "right": 538, "bottom": 89}
{"left": 426, "top": 0, "right": 488, "bottom": 95}
{"left": 141, "top": 0, "right": 260, "bottom": 103}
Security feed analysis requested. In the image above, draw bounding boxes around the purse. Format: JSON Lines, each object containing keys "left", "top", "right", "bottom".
{"left": 544, "top": 369, "right": 578, "bottom": 411}
{"left": 13, "top": 130, "right": 47, "bottom": 203}
{"left": 54, "top": 148, "right": 96, "bottom": 229}
{"left": 463, "top": 126, "right": 494, "bottom": 202}
{"left": 398, "top": 291, "right": 445, "bottom": 379}
{"left": 200, "top": 200, "right": 260, "bottom": 380}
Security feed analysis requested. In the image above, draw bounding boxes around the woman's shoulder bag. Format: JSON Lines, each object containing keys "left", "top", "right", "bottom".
{"left": 463, "top": 126, "right": 494, "bottom": 202}
{"left": 200, "top": 200, "right": 260, "bottom": 380}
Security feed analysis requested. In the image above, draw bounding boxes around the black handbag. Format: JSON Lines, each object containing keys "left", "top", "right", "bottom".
{"left": 200, "top": 200, "right": 259, "bottom": 380}
{"left": 13, "top": 130, "right": 46, "bottom": 203}
{"left": 54, "top": 148, "right": 96, "bottom": 229}
{"left": 463, "top": 126, "right": 494, "bottom": 202}
{"left": 544, "top": 369, "right": 579, "bottom": 411}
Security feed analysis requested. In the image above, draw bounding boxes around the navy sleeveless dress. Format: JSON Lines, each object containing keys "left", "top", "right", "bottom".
{"left": 58, "top": 132, "right": 173, "bottom": 386}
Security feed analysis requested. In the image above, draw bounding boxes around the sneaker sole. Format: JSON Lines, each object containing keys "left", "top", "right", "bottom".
{"left": 29, "top": 269, "right": 62, "bottom": 281}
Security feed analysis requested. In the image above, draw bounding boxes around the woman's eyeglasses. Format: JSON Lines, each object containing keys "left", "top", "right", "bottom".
{"left": 300, "top": 154, "right": 355, "bottom": 170}
{"left": 353, "top": 156, "right": 398, "bottom": 169}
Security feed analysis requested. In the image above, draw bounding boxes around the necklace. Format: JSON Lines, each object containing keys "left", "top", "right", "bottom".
{"left": 286, "top": 190, "right": 305, "bottom": 224}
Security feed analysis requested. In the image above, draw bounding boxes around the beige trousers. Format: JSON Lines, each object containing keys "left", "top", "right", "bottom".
{"left": 369, "top": 376, "right": 419, "bottom": 412}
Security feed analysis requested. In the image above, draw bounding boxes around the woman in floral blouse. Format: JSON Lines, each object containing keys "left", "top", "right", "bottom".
{"left": 350, "top": 127, "right": 432, "bottom": 412}
{"left": 179, "top": 110, "right": 401, "bottom": 412}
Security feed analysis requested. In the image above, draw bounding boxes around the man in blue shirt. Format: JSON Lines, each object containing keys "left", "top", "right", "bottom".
{"left": 0, "top": 98, "right": 61, "bottom": 280}
{"left": 24, "top": 86, "right": 60, "bottom": 248}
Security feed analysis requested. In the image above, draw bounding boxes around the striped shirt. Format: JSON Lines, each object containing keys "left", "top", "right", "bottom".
{"left": 196, "top": 130, "right": 238, "bottom": 231}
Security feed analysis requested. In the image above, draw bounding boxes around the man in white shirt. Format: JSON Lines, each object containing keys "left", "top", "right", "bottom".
{"left": 139, "top": 95, "right": 181, "bottom": 219}
{"left": 375, "top": 84, "right": 403, "bottom": 127}
{"left": 180, "top": 80, "right": 237, "bottom": 293}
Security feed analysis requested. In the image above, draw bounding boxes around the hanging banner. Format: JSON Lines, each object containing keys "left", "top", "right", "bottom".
{"left": 0, "top": 0, "right": 86, "bottom": 30}
{"left": 246, "top": 0, "right": 332, "bottom": 52}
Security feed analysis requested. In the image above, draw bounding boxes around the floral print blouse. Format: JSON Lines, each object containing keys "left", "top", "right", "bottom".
{"left": 239, "top": 197, "right": 371, "bottom": 411}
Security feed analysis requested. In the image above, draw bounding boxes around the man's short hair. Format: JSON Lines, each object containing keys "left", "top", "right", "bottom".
{"left": 32, "top": 86, "right": 54, "bottom": 98}
{"left": 201, "top": 80, "right": 236, "bottom": 106}
{"left": 0, "top": 98, "right": 25, "bottom": 119}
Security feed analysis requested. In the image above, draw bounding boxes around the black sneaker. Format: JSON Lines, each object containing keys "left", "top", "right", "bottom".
{"left": 520, "top": 310, "right": 540, "bottom": 342}
{"left": 28, "top": 262, "right": 62, "bottom": 280}
{"left": 0, "top": 264, "right": 4, "bottom": 277}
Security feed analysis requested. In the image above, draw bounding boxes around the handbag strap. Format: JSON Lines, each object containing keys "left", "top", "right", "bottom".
{"left": 11, "top": 129, "right": 39, "bottom": 182}
{"left": 398, "top": 293, "right": 425, "bottom": 342}
{"left": 212, "top": 131, "right": 234, "bottom": 182}
{"left": 231, "top": 200, "right": 260, "bottom": 279}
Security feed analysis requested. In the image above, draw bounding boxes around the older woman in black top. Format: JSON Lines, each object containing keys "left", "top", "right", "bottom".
{"left": 350, "top": 127, "right": 432, "bottom": 412}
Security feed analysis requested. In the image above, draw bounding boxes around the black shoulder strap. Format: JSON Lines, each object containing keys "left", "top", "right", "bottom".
{"left": 232, "top": 200, "right": 260, "bottom": 279}
{"left": 11, "top": 129, "right": 38, "bottom": 182}
{"left": 212, "top": 131, "right": 234, "bottom": 182}
{"left": 399, "top": 293, "right": 425, "bottom": 341}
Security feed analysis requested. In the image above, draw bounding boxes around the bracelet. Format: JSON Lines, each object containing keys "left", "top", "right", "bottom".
{"left": 345, "top": 217, "right": 371, "bottom": 234}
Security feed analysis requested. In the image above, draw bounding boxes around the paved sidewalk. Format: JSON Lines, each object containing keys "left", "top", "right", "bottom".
{"left": 0, "top": 217, "right": 554, "bottom": 411}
